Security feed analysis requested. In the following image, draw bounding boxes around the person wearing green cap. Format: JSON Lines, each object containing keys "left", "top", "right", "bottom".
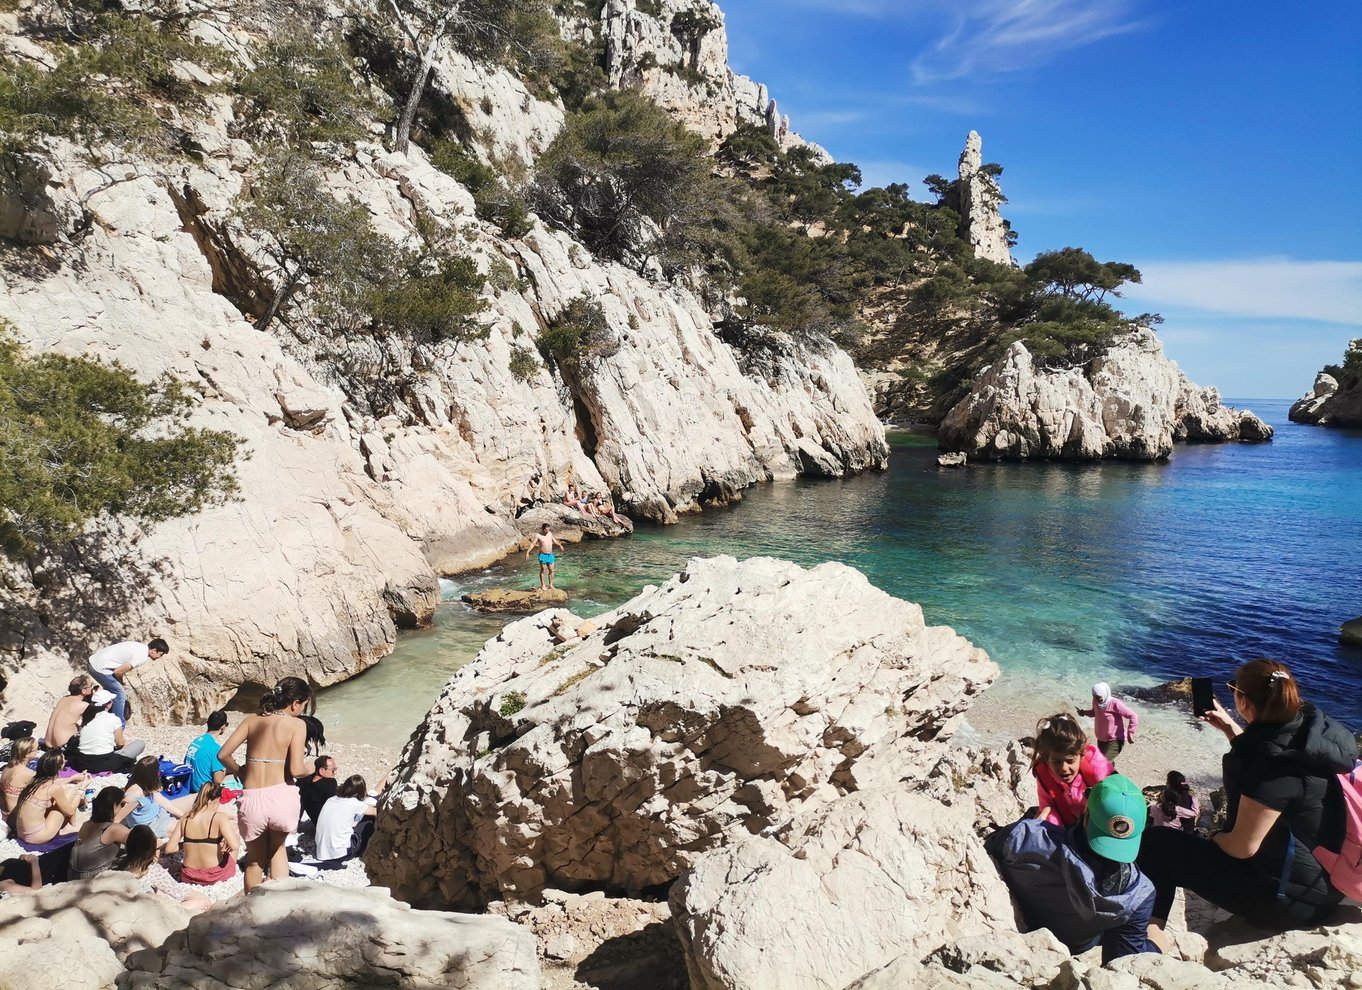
{"left": 985, "top": 774, "right": 1160, "bottom": 963}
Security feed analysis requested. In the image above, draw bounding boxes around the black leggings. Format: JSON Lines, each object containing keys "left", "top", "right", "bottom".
{"left": 1137, "top": 826, "right": 1340, "bottom": 929}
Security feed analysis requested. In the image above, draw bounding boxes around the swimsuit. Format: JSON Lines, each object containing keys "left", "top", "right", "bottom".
{"left": 237, "top": 780, "right": 300, "bottom": 841}
{"left": 539, "top": 553, "right": 555, "bottom": 565}
{"left": 179, "top": 813, "right": 238, "bottom": 885}
{"left": 69, "top": 822, "right": 121, "bottom": 880}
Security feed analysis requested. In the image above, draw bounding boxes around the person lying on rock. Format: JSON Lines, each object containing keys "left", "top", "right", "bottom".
{"left": 1136, "top": 659, "right": 1358, "bottom": 943}
{"left": 42, "top": 674, "right": 94, "bottom": 751}
{"left": 70, "top": 689, "right": 147, "bottom": 773}
{"left": 987, "top": 774, "right": 1159, "bottom": 963}
{"left": 592, "top": 492, "right": 624, "bottom": 524}
{"left": 0, "top": 852, "right": 42, "bottom": 896}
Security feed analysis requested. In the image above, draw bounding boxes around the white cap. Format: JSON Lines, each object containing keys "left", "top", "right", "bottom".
{"left": 91, "top": 689, "right": 116, "bottom": 706}
{"left": 1092, "top": 682, "right": 1111, "bottom": 704}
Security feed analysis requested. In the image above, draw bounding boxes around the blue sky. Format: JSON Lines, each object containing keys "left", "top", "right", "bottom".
{"left": 718, "top": 0, "right": 1362, "bottom": 398}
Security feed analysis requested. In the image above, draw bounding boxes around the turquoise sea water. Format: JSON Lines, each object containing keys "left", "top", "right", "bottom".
{"left": 322, "top": 400, "right": 1362, "bottom": 750}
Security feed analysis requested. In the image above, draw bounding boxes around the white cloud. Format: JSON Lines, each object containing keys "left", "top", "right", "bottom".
{"left": 910, "top": 0, "right": 1146, "bottom": 84}
{"left": 1123, "top": 258, "right": 1362, "bottom": 327}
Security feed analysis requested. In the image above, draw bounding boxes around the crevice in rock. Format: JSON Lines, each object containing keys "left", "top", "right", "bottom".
{"left": 166, "top": 180, "right": 272, "bottom": 325}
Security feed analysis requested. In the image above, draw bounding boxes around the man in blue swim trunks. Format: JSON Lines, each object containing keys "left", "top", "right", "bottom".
{"left": 526, "top": 523, "right": 566, "bottom": 590}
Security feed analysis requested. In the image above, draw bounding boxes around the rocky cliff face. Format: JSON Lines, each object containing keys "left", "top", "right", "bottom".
{"left": 0, "top": 2, "right": 885, "bottom": 721}
{"left": 957, "top": 130, "right": 1013, "bottom": 267}
{"left": 939, "top": 329, "right": 1273, "bottom": 461}
{"left": 594, "top": 0, "right": 822, "bottom": 154}
{"left": 1290, "top": 339, "right": 1362, "bottom": 427}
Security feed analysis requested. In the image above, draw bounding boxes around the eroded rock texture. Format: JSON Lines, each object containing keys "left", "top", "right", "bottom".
{"left": 366, "top": 555, "right": 997, "bottom": 909}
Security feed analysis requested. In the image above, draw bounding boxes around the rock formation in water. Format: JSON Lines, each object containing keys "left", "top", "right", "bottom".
{"left": 957, "top": 130, "right": 1014, "bottom": 266}
{"left": 939, "top": 329, "right": 1273, "bottom": 461}
{"left": 0, "top": 1, "right": 884, "bottom": 721}
{"left": 365, "top": 555, "right": 998, "bottom": 909}
{"left": 1290, "top": 339, "right": 1362, "bottom": 427}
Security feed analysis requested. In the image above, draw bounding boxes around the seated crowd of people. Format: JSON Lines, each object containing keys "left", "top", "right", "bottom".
{"left": 561, "top": 484, "right": 624, "bottom": 524}
{"left": 0, "top": 641, "right": 381, "bottom": 908}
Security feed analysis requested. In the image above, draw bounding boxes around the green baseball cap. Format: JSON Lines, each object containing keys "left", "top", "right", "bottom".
{"left": 1086, "top": 774, "right": 1146, "bottom": 863}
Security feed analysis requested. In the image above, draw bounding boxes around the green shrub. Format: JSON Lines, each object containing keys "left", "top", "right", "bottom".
{"left": 0, "top": 322, "right": 240, "bottom": 562}
{"left": 537, "top": 295, "right": 614, "bottom": 365}
{"left": 428, "top": 137, "right": 496, "bottom": 194}
{"left": 508, "top": 344, "right": 539, "bottom": 381}
{"left": 498, "top": 690, "right": 527, "bottom": 717}
{"left": 236, "top": 28, "right": 377, "bottom": 144}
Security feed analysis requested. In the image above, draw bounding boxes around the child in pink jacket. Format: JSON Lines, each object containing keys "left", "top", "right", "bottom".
{"left": 1031, "top": 712, "right": 1113, "bottom": 827}
{"left": 1079, "top": 682, "right": 1138, "bottom": 762}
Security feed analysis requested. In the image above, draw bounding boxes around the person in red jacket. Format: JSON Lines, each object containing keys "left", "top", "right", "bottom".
{"left": 1079, "top": 683, "right": 1138, "bottom": 762}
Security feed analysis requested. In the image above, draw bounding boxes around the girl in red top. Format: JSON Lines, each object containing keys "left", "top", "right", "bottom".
{"left": 1031, "top": 712, "right": 1113, "bottom": 826}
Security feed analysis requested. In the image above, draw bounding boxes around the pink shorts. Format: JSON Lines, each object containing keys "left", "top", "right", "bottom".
{"left": 237, "top": 782, "right": 300, "bottom": 841}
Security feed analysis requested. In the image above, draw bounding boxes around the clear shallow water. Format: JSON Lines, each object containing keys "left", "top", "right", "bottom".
{"left": 323, "top": 400, "right": 1362, "bottom": 751}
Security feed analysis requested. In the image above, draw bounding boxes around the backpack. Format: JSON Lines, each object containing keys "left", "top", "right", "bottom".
{"left": 158, "top": 758, "right": 194, "bottom": 799}
{"left": 1312, "top": 761, "right": 1362, "bottom": 899}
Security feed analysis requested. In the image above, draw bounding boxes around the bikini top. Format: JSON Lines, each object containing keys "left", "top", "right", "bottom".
{"left": 182, "top": 813, "right": 223, "bottom": 844}
{"left": 246, "top": 756, "right": 284, "bottom": 764}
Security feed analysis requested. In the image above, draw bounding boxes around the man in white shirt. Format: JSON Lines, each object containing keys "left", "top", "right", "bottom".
{"left": 87, "top": 637, "right": 169, "bottom": 726}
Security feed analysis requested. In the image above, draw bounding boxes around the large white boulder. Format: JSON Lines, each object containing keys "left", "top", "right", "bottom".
{"left": 669, "top": 787, "right": 1023, "bottom": 990}
{"left": 119, "top": 879, "right": 540, "bottom": 989}
{"left": 366, "top": 555, "right": 997, "bottom": 909}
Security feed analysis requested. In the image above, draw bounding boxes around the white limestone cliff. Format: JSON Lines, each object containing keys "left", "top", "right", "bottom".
{"left": 0, "top": 2, "right": 885, "bottom": 721}
{"left": 957, "top": 130, "right": 1013, "bottom": 266}
{"left": 939, "top": 329, "right": 1273, "bottom": 461}
{"left": 597, "top": 0, "right": 824, "bottom": 155}
{"left": 1290, "top": 339, "right": 1362, "bottom": 427}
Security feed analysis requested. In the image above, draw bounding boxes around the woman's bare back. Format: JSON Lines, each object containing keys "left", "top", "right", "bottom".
{"left": 233, "top": 713, "right": 306, "bottom": 789}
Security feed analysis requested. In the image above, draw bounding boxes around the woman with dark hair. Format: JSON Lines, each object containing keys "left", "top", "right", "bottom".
{"left": 120, "top": 755, "right": 192, "bottom": 839}
{"left": 165, "top": 782, "right": 241, "bottom": 886}
{"left": 69, "top": 786, "right": 132, "bottom": 880}
{"left": 122, "top": 824, "right": 211, "bottom": 912}
{"left": 218, "top": 676, "right": 312, "bottom": 891}
{"left": 313, "top": 774, "right": 377, "bottom": 868}
{"left": 1138, "top": 658, "right": 1358, "bottom": 942}
{"left": 11, "top": 751, "right": 86, "bottom": 851}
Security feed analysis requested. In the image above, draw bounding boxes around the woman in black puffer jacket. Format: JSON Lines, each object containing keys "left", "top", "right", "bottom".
{"left": 1138, "top": 658, "right": 1358, "bottom": 938}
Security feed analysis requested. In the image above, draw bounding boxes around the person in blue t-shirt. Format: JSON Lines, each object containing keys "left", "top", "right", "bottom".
{"left": 184, "top": 710, "right": 229, "bottom": 792}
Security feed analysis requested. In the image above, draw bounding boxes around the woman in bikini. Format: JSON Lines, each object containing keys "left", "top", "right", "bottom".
{"left": 11, "top": 750, "right": 87, "bottom": 852}
{"left": 165, "top": 781, "right": 241, "bottom": 886}
{"left": 1, "top": 736, "right": 37, "bottom": 820}
{"left": 218, "top": 676, "right": 311, "bottom": 891}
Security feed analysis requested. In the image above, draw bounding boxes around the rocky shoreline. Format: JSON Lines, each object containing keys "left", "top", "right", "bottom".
{"left": 5, "top": 557, "right": 1360, "bottom": 989}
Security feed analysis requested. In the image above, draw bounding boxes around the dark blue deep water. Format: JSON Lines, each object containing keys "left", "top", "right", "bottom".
{"left": 324, "top": 400, "right": 1362, "bottom": 748}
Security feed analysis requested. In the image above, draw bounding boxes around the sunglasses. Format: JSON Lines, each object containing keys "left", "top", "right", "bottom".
{"left": 1226, "top": 680, "right": 1244, "bottom": 695}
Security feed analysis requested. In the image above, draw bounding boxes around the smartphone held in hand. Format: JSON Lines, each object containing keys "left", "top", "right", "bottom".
{"left": 1191, "top": 677, "right": 1214, "bottom": 718}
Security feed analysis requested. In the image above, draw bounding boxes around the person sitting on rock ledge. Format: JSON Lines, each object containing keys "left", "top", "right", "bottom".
{"left": 591, "top": 492, "right": 624, "bottom": 524}
{"left": 987, "top": 774, "right": 1159, "bottom": 963}
{"left": 313, "top": 773, "right": 378, "bottom": 869}
{"left": 71, "top": 689, "right": 147, "bottom": 773}
{"left": 1137, "top": 659, "right": 1359, "bottom": 941}
{"left": 526, "top": 523, "right": 565, "bottom": 591}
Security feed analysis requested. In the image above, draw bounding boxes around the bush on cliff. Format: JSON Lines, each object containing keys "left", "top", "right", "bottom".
{"left": 0, "top": 323, "right": 241, "bottom": 563}
{"left": 237, "top": 27, "right": 380, "bottom": 145}
{"left": 537, "top": 295, "right": 614, "bottom": 366}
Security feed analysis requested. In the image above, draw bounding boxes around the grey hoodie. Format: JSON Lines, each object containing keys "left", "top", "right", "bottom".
{"left": 985, "top": 818, "right": 1155, "bottom": 957}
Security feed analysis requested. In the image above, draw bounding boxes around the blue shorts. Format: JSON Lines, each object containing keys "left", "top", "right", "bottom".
{"left": 538, "top": 553, "right": 555, "bottom": 565}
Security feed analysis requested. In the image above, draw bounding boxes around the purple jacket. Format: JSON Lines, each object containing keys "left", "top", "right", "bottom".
{"left": 1080, "top": 698, "right": 1138, "bottom": 743}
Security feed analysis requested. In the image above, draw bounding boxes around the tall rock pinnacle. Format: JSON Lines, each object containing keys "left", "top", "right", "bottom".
{"left": 957, "top": 130, "right": 1013, "bottom": 266}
